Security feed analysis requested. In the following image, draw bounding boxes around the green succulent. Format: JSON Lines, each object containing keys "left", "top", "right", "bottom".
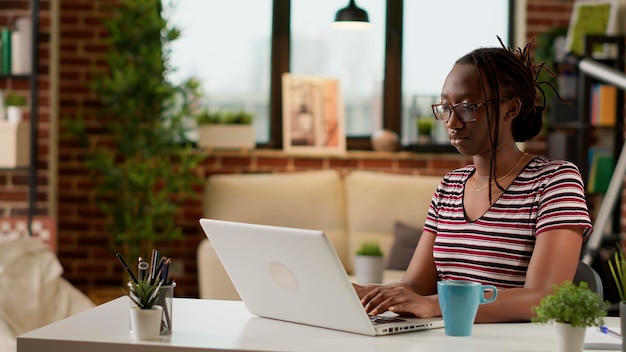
{"left": 125, "top": 278, "right": 162, "bottom": 310}
{"left": 531, "top": 281, "right": 607, "bottom": 328}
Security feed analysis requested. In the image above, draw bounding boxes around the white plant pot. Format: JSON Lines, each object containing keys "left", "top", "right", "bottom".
{"left": 197, "top": 124, "right": 255, "bottom": 150}
{"left": 7, "top": 106, "right": 23, "bottom": 123}
{"left": 130, "top": 305, "right": 163, "bottom": 340}
{"left": 554, "top": 322, "right": 585, "bottom": 352}
{"left": 353, "top": 255, "right": 384, "bottom": 284}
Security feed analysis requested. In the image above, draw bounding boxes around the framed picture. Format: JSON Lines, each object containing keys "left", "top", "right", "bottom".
{"left": 282, "top": 73, "right": 345, "bottom": 154}
{"left": 564, "top": 0, "right": 618, "bottom": 56}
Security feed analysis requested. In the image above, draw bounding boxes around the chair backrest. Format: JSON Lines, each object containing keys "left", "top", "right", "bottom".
{"left": 573, "top": 260, "right": 603, "bottom": 298}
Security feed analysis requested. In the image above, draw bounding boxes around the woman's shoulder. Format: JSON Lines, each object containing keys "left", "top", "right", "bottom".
{"left": 443, "top": 164, "right": 474, "bottom": 179}
{"left": 527, "top": 156, "right": 582, "bottom": 174}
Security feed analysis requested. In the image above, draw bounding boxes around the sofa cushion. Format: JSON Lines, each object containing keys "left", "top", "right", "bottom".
{"left": 201, "top": 169, "right": 348, "bottom": 300}
{"left": 387, "top": 221, "right": 422, "bottom": 270}
{"left": 344, "top": 171, "right": 441, "bottom": 273}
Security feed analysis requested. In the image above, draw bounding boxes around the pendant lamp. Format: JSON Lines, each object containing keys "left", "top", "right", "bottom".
{"left": 332, "top": 0, "right": 371, "bottom": 29}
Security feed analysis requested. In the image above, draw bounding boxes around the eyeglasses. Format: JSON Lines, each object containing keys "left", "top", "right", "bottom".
{"left": 431, "top": 97, "right": 512, "bottom": 123}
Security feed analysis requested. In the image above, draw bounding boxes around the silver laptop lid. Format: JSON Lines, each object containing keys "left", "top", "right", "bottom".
{"left": 199, "top": 218, "right": 377, "bottom": 335}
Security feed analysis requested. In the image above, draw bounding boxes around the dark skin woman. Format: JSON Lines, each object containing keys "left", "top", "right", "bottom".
{"left": 354, "top": 38, "right": 592, "bottom": 323}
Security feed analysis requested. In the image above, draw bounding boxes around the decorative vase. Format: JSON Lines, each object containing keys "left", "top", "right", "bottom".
{"left": 129, "top": 305, "right": 163, "bottom": 340}
{"left": 370, "top": 129, "right": 398, "bottom": 152}
{"left": 619, "top": 301, "right": 626, "bottom": 352}
{"left": 353, "top": 255, "right": 384, "bottom": 284}
{"left": 554, "top": 322, "right": 585, "bottom": 352}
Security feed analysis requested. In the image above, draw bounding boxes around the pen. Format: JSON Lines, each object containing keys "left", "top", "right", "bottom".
{"left": 116, "top": 253, "right": 138, "bottom": 284}
{"left": 600, "top": 326, "right": 621, "bottom": 338}
{"left": 150, "top": 250, "right": 161, "bottom": 284}
{"left": 138, "top": 260, "right": 149, "bottom": 282}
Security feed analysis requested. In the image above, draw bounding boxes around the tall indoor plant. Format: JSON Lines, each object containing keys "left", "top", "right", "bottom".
{"left": 65, "top": 0, "right": 204, "bottom": 262}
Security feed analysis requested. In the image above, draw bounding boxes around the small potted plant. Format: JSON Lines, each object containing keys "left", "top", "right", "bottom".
{"left": 532, "top": 281, "right": 607, "bottom": 352}
{"left": 196, "top": 109, "right": 255, "bottom": 150}
{"left": 353, "top": 241, "right": 384, "bottom": 284}
{"left": 5, "top": 92, "right": 27, "bottom": 123}
{"left": 124, "top": 278, "right": 164, "bottom": 340}
{"left": 416, "top": 116, "right": 434, "bottom": 144}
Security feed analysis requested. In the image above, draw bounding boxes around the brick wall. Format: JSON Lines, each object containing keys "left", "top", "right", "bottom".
{"left": 0, "top": 0, "right": 578, "bottom": 299}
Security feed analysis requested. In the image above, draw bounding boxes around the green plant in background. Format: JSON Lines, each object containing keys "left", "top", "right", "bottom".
{"left": 417, "top": 116, "right": 434, "bottom": 136}
{"left": 196, "top": 109, "right": 253, "bottom": 125}
{"left": 4, "top": 92, "right": 27, "bottom": 106}
{"left": 531, "top": 281, "right": 607, "bottom": 328}
{"left": 356, "top": 241, "right": 383, "bottom": 257}
{"left": 63, "top": 0, "right": 204, "bottom": 262}
{"left": 609, "top": 245, "right": 626, "bottom": 301}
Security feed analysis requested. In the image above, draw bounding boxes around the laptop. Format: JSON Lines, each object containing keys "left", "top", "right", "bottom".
{"left": 199, "top": 218, "right": 444, "bottom": 336}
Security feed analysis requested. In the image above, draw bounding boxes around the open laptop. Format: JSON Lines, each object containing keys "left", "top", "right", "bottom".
{"left": 199, "top": 218, "right": 444, "bottom": 336}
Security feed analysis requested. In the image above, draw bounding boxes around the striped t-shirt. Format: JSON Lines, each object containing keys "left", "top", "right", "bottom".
{"left": 425, "top": 157, "right": 592, "bottom": 288}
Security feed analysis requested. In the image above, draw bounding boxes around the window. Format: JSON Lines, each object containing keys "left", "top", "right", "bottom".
{"left": 166, "top": 0, "right": 273, "bottom": 143}
{"left": 167, "top": 0, "right": 514, "bottom": 150}
{"left": 291, "top": 0, "right": 385, "bottom": 137}
{"left": 402, "top": 1, "right": 510, "bottom": 145}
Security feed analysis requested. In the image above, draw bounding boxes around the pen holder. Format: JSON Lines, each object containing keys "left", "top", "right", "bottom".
{"left": 156, "top": 282, "right": 175, "bottom": 334}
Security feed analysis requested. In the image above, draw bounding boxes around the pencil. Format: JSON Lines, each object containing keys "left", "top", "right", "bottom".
{"left": 115, "top": 253, "right": 138, "bottom": 284}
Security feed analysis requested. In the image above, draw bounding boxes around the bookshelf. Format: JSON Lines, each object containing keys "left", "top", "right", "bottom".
{"left": 0, "top": 0, "right": 40, "bottom": 235}
{"left": 577, "top": 35, "right": 625, "bottom": 236}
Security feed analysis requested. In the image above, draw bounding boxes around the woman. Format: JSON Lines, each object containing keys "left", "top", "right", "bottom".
{"left": 354, "top": 38, "right": 592, "bottom": 323}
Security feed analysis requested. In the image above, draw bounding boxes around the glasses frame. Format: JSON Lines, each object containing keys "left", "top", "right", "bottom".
{"left": 431, "top": 96, "right": 513, "bottom": 123}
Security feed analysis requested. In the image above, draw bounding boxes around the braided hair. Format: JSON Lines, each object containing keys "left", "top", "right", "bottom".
{"left": 455, "top": 36, "right": 565, "bottom": 200}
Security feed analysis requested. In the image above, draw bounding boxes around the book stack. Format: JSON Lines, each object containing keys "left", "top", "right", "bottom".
{"left": 589, "top": 83, "right": 617, "bottom": 127}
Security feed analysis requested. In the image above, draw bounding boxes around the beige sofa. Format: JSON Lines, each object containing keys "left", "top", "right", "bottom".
{"left": 197, "top": 169, "right": 441, "bottom": 300}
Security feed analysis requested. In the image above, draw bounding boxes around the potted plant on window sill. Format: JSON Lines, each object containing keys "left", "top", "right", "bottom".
{"left": 417, "top": 116, "right": 435, "bottom": 145}
{"left": 196, "top": 109, "right": 255, "bottom": 151}
{"left": 532, "top": 281, "right": 607, "bottom": 352}
{"left": 5, "top": 92, "right": 27, "bottom": 123}
{"left": 353, "top": 241, "right": 384, "bottom": 284}
{"left": 125, "top": 277, "right": 163, "bottom": 340}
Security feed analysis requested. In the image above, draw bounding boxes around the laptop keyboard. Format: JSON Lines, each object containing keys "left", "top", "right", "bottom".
{"left": 369, "top": 315, "right": 407, "bottom": 325}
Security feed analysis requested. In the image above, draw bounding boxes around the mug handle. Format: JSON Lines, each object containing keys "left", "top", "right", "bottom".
{"left": 480, "top": 285, "right": 498, "bottom": 304}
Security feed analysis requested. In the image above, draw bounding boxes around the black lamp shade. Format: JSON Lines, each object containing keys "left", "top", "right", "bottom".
{"left": 334, "top": 0, "right": 369, "bottom": 23}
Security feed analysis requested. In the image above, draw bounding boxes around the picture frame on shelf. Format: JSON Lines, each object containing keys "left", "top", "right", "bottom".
{"left": 281, "top": 73, "right": 345, "bottom": 154}
{"left": 564, "top": 0, "right": 618, "bottom": 57}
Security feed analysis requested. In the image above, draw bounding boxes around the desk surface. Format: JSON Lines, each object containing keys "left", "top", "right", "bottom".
{"left": 18, "top": 297, "right": 620, "bottom": 352}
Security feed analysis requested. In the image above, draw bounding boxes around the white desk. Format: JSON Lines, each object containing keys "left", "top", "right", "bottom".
{"left": 18, "top": 297, "right": 620, "bottom": 352}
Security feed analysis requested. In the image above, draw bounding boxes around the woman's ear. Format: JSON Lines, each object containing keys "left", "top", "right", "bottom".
{"left": 504, "top": 97, "right": 521, "bottom": 120}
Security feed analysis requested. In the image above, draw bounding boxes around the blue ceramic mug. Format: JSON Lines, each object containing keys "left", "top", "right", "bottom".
{"left": 437, "top": 280, "right": 498, "bottom": 336}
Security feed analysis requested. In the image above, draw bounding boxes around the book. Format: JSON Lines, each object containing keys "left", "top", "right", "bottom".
{"left": 584, "top": 326, "right": 621, "bottom": 350}
{"left": 587, "top": 147, "right": 613, "bottom": 194}
{"left": 590, "top": 84, "right": 617, "bottom": 127}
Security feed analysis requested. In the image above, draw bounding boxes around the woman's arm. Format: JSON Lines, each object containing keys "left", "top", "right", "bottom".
{"left": 473, "top": 226, "right": 583, "bottom": 322}
{"left": 356, "top": 231, "right": 439, "bottom": 316}
{"left": 356, "top": 226, "right": 583, "bottom": 322}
